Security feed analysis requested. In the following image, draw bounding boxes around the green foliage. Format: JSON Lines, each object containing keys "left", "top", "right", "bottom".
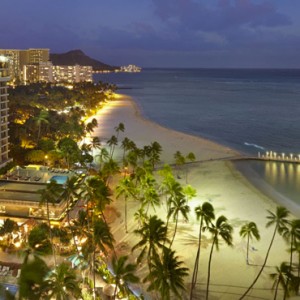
{"left": 18, "top": 256, "right": 50, "bottom": 300}
{"left": 28, "top": 224, "right": 52, "bottom": 255}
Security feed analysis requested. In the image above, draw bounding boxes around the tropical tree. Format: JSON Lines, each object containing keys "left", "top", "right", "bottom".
{"left": 132, "top": 216, "right": 169, "bottom": 266}
{"left": 60, "top": 175, "right": 82, "bottom": 255}
{"left": 107, "top": 135, "right": 118, "bottom": 159}
{"left": 42, "top": 262, "right": 81, "bottom": 300}
{"left": 18, "top": 256, "right": 50, "bottom": 300}
{"left": 38, "top": 180, "right": 64, "bottom": 266}
{"left": 168, "top": 195, "right": 190, "bottom": 248}
{"left": 114, "top": 122, "right": 125, "bottom": 140}
{"left": 139, "top": 172, "right": 160, "bottom": 213}
{"left": 206, "top": 215, "right": 233, "bottom": 300}
{"left": 116, "top": 176, "right": 136, "bottom": 233}
{"left": 239, "top": 222, "right": 260, "bottom": 264}
{"left": 185, "top": 152, "right": 196, "bottom": 183}
{"left": 33, "top": 110, "right": 49, "bottom": 142}
{"left": 269, "top": 262, "right": 292, "bottom": 300}
{"left": 174, "top": 151, "right": 185, "bottom": 178}
{"left": 282, "top": 219, "right": 300, "bottom": 299}
{"left": 143, "top": 247, "right": 189, "bottom": 300}
{"left": 190, "top": 202, "right": 215, "bottom": 300}
{"left": 148, "top": 141, "right": 162, "bottom": 169}
{"left": 240, "top": 206, "right": 290, "bottom": 299}
{"left": 111, "top": 255, "right": 139, "bottom": 298}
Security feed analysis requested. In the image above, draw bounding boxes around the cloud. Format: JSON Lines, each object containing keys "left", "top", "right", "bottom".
{"left": 151, "top": 0, "right": 291, "bottom": 32}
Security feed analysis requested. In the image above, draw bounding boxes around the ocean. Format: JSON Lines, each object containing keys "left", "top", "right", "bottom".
{"left": 94, "top": 69, "right": 300, "bottom": 207}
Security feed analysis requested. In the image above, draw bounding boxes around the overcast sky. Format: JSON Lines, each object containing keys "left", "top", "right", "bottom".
{"left": 1, "top": 0, "right": 300, "bottom": 68}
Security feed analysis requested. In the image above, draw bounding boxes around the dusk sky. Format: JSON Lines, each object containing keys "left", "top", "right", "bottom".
{"left": 1, "top": 0, "right": 300, "bottom": 68}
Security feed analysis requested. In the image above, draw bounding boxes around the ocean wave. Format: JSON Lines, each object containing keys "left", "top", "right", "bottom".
{"left": 244, "top": 142, "right": 265, "bottom": 150}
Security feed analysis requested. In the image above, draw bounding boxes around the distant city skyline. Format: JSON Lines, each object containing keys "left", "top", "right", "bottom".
{"left": 1, "top": 0, "right": 300, "bottom": 68}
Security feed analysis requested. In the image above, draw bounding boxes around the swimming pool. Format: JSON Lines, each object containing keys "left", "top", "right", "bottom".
{"left": 48, "top": 175, "right": 68, "bottom": 185}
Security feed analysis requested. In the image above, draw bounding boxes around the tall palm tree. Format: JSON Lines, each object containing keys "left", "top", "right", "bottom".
{"left": 18, "top": 256, "right": 50, "bottom": 300}
{"left": 107, "top": 135, "right": 118, "bottom": 159}
{"left": 282, "top": 219, "right": 300, "bottom": 299}
{"left": 269, "top": 262, "right": 292, "bottom": 300}
{"left": 239, "top": 221, "right": 260, "bottom": 264}
{"left": 206, "top": 215, "right": 233, "bottom": 300}
{"left": 33, "top": 110, "right": 49, "bottom": 142}
{"left": 132, "top": 216, "right": 169, "bottom": 266}
{"left": 114, "top": 122, "right": 125, "bottom": 140}
{"left": 240, "top": 206, "right": 290, "bottom": 299}
{"left": 148, "top": 141, "right": 162, "bottom": 169}
{"left": 139, "top": 173, "right": 160, "bottom": 213}
{"left": 87, "top": 218, "right": 115, "bottom": 300}
{"left": 61, "top": 175, "right": 82, "bottom": 254}
{"left": 143, "top": 247, "right": 189, "bottom": 300}
{"left": 38, "top": 180, "right": 63, "bottom": 266}
{"left": 168, "top": 195, "right": 190, "bottom": 248}
{"left": 190, "top": 202, "right": 215, "bottom": 300}
{"left": 116, "top": 176, "right": 136, "bottom": 233}
{"left": 111, "top": 255, "right": 139, "bottom": 298}
{"left": 42, "top": 262, "right": 81, "bottom": 300}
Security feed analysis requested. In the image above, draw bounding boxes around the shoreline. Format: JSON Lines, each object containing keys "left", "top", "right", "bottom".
{"left": 93, "top": 94, "right": 292, "bottom": 299}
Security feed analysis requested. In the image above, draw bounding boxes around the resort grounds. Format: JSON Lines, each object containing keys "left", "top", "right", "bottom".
{"left": 93, "top": 94, "right": 298, "bottom": 299}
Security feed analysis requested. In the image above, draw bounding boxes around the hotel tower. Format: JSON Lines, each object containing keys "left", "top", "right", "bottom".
{"left": 0, "top": 55, "right": 11, "bottom": 168}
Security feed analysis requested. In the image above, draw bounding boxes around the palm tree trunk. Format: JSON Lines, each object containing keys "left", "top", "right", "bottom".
{"left": 239, "top": 225, "right": 278, "bottom": 300}
{"left": 206, "top": 237, "right": 216, "bottom": 300}
{"left": 66, "top": 196, "right": 80, "bottom": 256}
{"left": 190, "top": 218, "right": 203, "bottom": 300}
{"left": 169, "top": 217, "right": 178, "bottom": 248}
{"left": 285, "top": 235, "right": 294, "bottom": 300}
{"left": 46, "top": 199, "right": 57, "bottom": 267}
{"left": 246, "top": 235, "right": 250, "bottom": 264}
{"left": 274, "top": 278, "right": 280, "bottom": 300}
{"left": 125, "top": 196, "right": 128, "bottom": 233}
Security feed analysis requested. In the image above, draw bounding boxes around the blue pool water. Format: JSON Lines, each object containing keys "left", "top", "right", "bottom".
{"left": 49, "top": 175, "right": 68, "bottom": 185}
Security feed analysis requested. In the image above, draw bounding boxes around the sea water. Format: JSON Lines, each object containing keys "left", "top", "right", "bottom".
{"left": 94, "top": 69, "right": 300, "bottom": 207}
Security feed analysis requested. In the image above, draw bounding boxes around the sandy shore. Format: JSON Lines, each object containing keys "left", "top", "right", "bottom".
{"left": 93, "top": 95, "right": 295, "bottom": 300}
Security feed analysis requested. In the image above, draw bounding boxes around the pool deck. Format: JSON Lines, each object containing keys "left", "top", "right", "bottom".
{"left": 0, "top": 166, "right": 74, "bottom": 203}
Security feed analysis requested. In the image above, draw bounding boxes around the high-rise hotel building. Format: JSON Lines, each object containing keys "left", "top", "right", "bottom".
{"left": 0, "top": 48, "right": 49, "bottom": 83}
{"left": 0, "top": 56, "right": 11, "bottom": 168}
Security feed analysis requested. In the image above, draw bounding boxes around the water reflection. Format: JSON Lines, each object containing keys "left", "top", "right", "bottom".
{"left": 251, "top": 161, "right": 300, "bottom": 204}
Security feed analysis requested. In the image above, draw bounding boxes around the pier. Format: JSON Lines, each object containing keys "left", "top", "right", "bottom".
{"left": 231, "top": 151, "right": 300, "bottom": 164}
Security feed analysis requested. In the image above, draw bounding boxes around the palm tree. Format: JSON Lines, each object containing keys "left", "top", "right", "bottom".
{"left": 185, "top": 152, "right": 196, "bottom": 183}
{"left": 206, "top": 215, "right": 233, "bottom": 300}
{"left": 143, "top": 247, "right": 189, "bottom": 300}
{"left": 111, "top": 255, "right": 139, "bottom": 298}
{"left": 174, "top": 151, "right": 185, "bottom": 178}
{"left": 269, "top": 262, "right": 292, "bottom": 300}
{"left": 282, "top": 219, "right": 300, "bottom": 299}
{"left": 148, "top": 141, "right": 162, "bottom": 169}
{"left": 18, "top": 256, "right": 50, "bottom": 300}
{"left": 43, "top": 262, "right": 81, "bottom": 299}
{"left": 116, "top": 176, "right": 136, "bottom": 233}
{"left": 107, "top": 135, "right": 118, "bottom": 159}
{"left": 38, "top": 180, "right": 63, "bottom": 266}
{"left": 89, "top": 218, "right": 114, "bottom": 299}
{"left": 33, "top": 110, "right": 49, "bottom": 142}
{"left": 239, "top": 222, "right": 260, "bottom": 264}
{"left": 168, "top": 195, "right": 190, "bottom": 248}
{"left": 190, "top": 202, "right": 215, "bottom": 300}
{"left": 114, "top": 122, "right": 125, "bottom": 140}
{"left": 121, "top": 137, "right": 136, "bottom": 164}
{"left": 240, "top": 206, "right": 290, "bottom": 299}
{"left": 139, "top": 173, "right": 160, "bottom": 213}
{"left": 89, "top": 136, "right": 101, "bottom": 158}
{"left": 132, "top": 216, "right": 169, "bottom": 266}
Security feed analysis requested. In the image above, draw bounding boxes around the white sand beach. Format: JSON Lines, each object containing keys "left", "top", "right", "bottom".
{"left": 93, "top": 95, "right": 297, "bottom": 300}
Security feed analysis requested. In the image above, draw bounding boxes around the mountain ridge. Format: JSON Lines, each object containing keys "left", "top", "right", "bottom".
{"left": 50, "top": 49, "right": 119, "bottom": 71}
